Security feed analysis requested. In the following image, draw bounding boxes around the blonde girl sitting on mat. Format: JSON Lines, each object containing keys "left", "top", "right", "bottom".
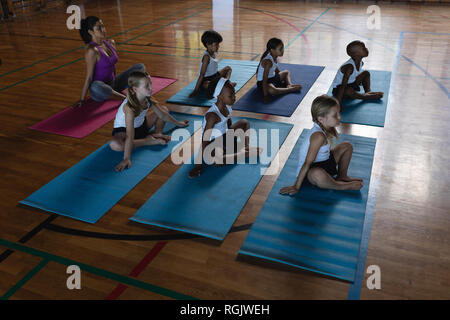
{"left": 110, "top": 71, "right": 189, "bottom": 172}
{"left": 189, "top": 78, "right": 262, "bottom": 178}
{"left": 280, "top": 95, "right": 363, "bottom": 195}
{"left": 257, "top": 37, "right": 302, "bottom": 103}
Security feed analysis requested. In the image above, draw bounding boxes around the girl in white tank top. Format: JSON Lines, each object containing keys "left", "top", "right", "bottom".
{"left": 189, "top": 78, "right": 262, "bottom": 178}
{"left": 189, "top": 30, "right": 235, "bottom": 98}
{"left": 295, "top": 123, "right": 331, "bottom": 176}
{"left": 199, "top": 50, "right": 219, "bottom": 78}
{"left": 279, "top": 94, "right": 364, "bottom": 195}
{"left": 257, "top": 38, "right": 302, "bottom": 102}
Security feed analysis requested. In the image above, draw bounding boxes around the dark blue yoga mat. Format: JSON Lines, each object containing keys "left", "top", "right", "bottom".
{"left": 130, "top": 119, "right": 293, "bottom": 240}
{"left": 232, "top": 63, "right": 325, "bottom": 117}
{"left": 327, "top": 70, "right": 391, "bottom": 127}
{"left": 239, "top": 130, "right": 376, "bottom": 282}
{"left": 166, "top": 59, "right": 259, "bottom": 107}
{"left": 19, "top": 112, "right": 203, "bottom": 224}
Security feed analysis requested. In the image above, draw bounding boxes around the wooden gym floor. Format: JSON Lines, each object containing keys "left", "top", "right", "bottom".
{"left": 0, "top": 0, "right": 449, "bottom": 300}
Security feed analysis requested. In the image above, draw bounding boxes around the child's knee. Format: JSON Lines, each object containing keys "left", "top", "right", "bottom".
{"left": 343, "top": 141, "right": 353, "bottom": 151}
{"left": 109, "top": 140, "right": 124, "bottom": 151}
{"left": 339, "top": 141, "right": 353, "bottom": 153}
{"left": 361, "top": 70, "right": 370, "bottom": 79}
{"left": 240, "top": 119, "right": 250, "bottom": 130}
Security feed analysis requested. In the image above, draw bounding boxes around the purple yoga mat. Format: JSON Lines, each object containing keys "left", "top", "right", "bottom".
{"left": 30, "top": 76, "right": 177, "bottom": 138}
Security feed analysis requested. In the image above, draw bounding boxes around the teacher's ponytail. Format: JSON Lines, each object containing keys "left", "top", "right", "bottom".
{"left": 79, "top": 16, "right": 100, "bottom": 44}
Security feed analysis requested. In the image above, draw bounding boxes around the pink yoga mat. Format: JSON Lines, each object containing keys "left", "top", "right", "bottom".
{"left": 30, "top": 76, "right": 177, "bottom": 138}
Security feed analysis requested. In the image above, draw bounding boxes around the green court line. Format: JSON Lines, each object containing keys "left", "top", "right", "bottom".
{"left": 0, "top": 58, "right": 83, "bottom": 93}
{"left": 0, "top": 47, "right": 84, "bottom": 79}
{"left": 118, "top": 49, "right": 258, "bottom": 60}
{"left": 0, "top": 3, "right": 205, "bottom": 79}
{"left": 118, "top": 49, "right": 200, "bottom": 59}
{"left": 0, "top": 258, "right": 49, "bottom": 300}
{"left": 0, "top": 6, "right": 212, "bottom": 93}
{"left": 0, "top": 238, "right": 197, "bottom": 300}
{"left": 119, "top": 7, "right": 211, "bottom": 45}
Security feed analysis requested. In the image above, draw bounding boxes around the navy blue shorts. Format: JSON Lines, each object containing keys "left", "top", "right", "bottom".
{"left": 112, "top": 118, "right": 150, "bottom": 140}
{"left": 257, "top": 73, "right": 286, "bottom": 90}
{"left": 332, "top": 81, "right": 361, "bottom": 96}
{"left": 210, "top": 135, "right": 240, "bottom": 153}
{"left": 201, "top": 71, "right": 221, "bottom": 98}
{"left": 308, "top": 152, "right": 338, "bottom": 183}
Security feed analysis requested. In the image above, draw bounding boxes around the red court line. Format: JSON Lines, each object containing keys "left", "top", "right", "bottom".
{"left": 105, "top": 241, "right": 167, "bottom": 300}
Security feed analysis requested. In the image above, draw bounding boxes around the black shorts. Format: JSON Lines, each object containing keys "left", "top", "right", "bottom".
{"left": 201, "top": 71, "right": 221, "bottom": 98}
{"left": 208, "top": 135, "right": 240, "bottom": 155}
{"left": 257, "top": 73, "right": 286, "bottom": 90}
{"left": 111, "top": 118, "right": 150, "bottom": 140}
{"left": 307, "top": 152, "right": 338, "bottom": 183}
{"left": 332, "top": 81, "right": 361, "bottom": 96}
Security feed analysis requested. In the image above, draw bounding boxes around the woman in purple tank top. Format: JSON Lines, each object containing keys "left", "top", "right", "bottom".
{"left": 73, "top": 16, "right": 146, "bottom": 107}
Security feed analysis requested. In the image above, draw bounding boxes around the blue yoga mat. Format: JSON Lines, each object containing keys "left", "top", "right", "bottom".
{"left": 20, "top": 112, "right": 203, "bottom": 224}
{"left": 327, "top": 70, "right": 391, "bottom": 127}
{"left": 232, "top": 64, "right": 325, "bottom": 117}
{"left": 239, "top": 130, "right": 376, "bottom": 282}
{"left": 130, "top": 118, "right": 293, "bottom": 240}
{"left": 166, "top": 59, "right": 259, "bottom": 107}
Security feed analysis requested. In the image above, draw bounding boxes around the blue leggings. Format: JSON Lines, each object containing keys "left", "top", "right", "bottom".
{"left": 89, "top": 63, "right": 146, "bottom": 102}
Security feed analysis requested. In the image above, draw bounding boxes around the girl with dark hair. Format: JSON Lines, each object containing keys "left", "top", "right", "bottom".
{"left": 256, "top": 38, "right": 302, "bottom": 103}
{"left": 189, "top": 30, "right": 236, "bottom": 99}
{"left": 72, "top": 16, "right": 146, "bottom": 107}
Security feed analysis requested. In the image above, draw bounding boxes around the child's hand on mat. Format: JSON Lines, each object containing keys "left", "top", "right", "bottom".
{"left": 115, "top": 159, "right": 131, "bottom": 172}
{"left": 189, "top": 90, "right": 198, "bottom": 98}
{"left": 279, "top": 185, "right": 299, "bottom": 196}
{"left": 72, "top": 100, "right": 86, "bottom": 108}
{"left": 177, "top": 120, "right": 189, "bottom": 127}
{"left": 188, "top": 165, "right": 203, "bottom": 178}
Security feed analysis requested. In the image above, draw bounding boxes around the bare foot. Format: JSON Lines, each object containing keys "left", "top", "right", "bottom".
{"left": 230, "top": 82, "right": 237, "bottom": 87}
{"left": 336, "top": 175, "right": 363, "bottom": 183}
{"left": 342, "top": 180, "right": 363, "bottom": 190}
{"left": 145, "top": 136, "right": 167, "bottom": 146}
{"left": 363, "top": 92, "right": 383, "bottom": 100}
{"left": 288, "top": 84, "right": 302, "bottom": 92}
{"left": 152, "top": 133, "right": 171, "bottom": 143}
